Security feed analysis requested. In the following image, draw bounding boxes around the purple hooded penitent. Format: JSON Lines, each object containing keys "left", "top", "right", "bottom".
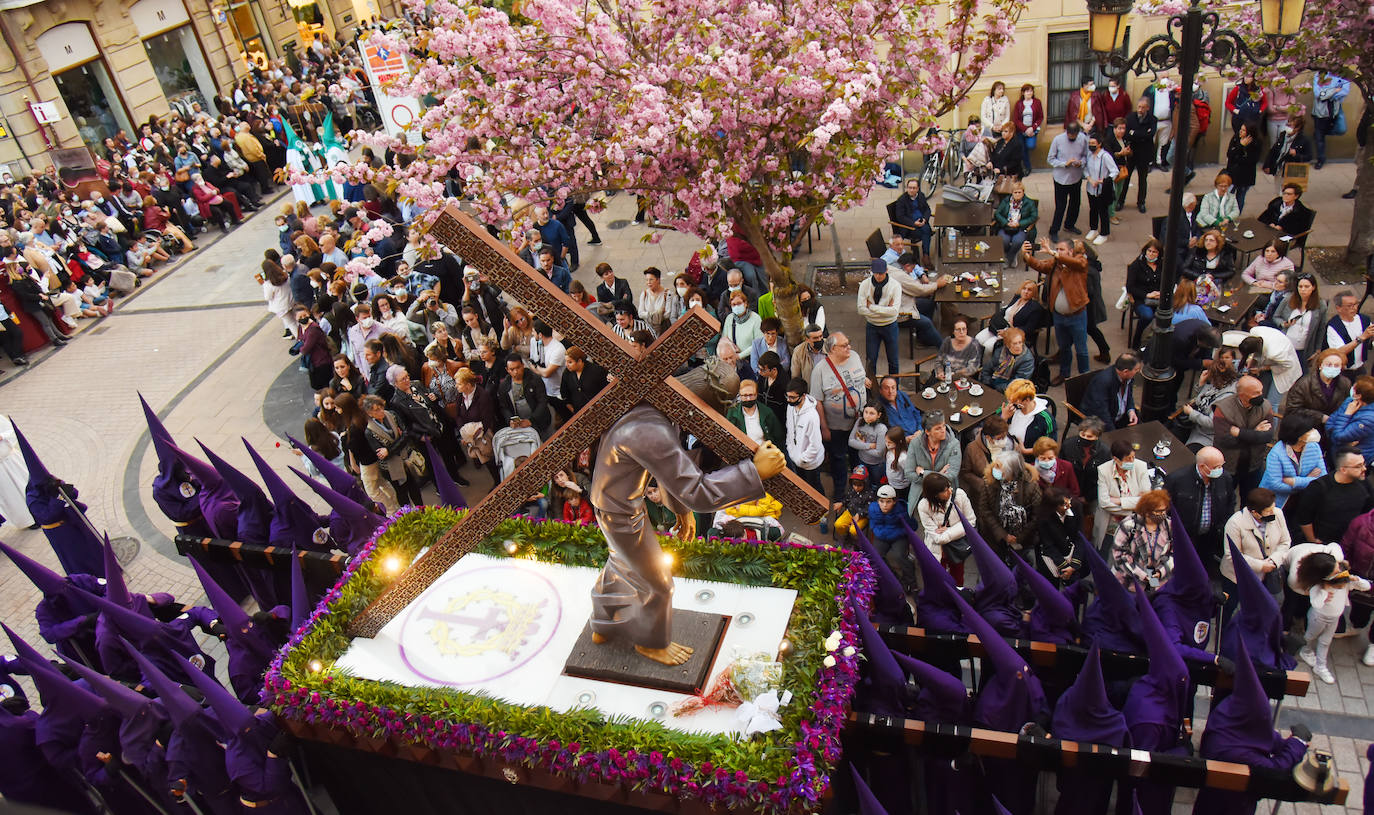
{"left": 852, "top": 525, "right": 914, "bottom": 626}
{"left": 289, "top": 465, "right": 383, "bottom": 554}
{"left": 901, "top": 516, "right": 967, "bottom": 634}
{"left": 956, "top": 505, "right": 1023, "bottom": 637}
{"left": 288, "top": 433, "right": 371, "bottom": 506}
{"left": 1220, "top": 538, "right": 1297, "bottom": 672}
{"left": 140, "top": 393, "right": 212, "bottom": 535}
{"left": 15, "top": 421, "right": 104, "bottom": 577}
{"left": 1152, "top": 503, "right": 1220, "bottom": 665}
{"left": 1079, "top": 532, "right": 1144, "bottom": 654}
{"left": 851, "top": 597, "right": 907, "bottom": 718}
{"left": 1011, "top": 549, "right": 1077, "bottom": 644}
{"left": 950, "top": 592, "right": 1046, "bottom": 731}
{"left": 891, "top": 651, "right": 970, "bottom": 724}
{"left": 190, "top": 558, "right": 279, "bottom": 704}
{"left": 850, "top": 764, "right": 890, "bottom": 815}
{"left": 168, "top": 441, "right": 239, "bottom": 540}
{"left": 1121, "top": 586, "right": 1189, "bottom": 752}
{"left": 243, "top": 439, "right": 327, "bottom": 552}
{"left": 1052, "top": 644, "right": 1130, "bottom": 746}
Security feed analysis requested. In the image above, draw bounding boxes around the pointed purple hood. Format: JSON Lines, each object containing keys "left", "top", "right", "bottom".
{"left": 1153, "top": 503, "right": 1218, "bottom": 650}
{"left": 1221, "top": 539, "right": 1296, "bottom": 671}
{"left": 1200, "top": 636, "right": 1284, "bottom": 763}
{"left": 168, "top": 441, "right": 239, "bottom": 539}
{"left": 0, "top": 541, "right": 95, "bottom": 613}
{"left": 892, "top": 651, "right": 971, "bottom": 724}
{"left": 117, "top": 637, "right": 205, "bottom": 729}
{"left": 189, "top": 557, "right": 275, "bottom": 661}
{"left": 1121, "top": 584, "right": 1189, "bottom": 735}
{"left": 849, "top": 765, "right": 890, "bottom": 815}
{"left": 289, "top": 465, "right": 383, "bottom": 553}
{"left": 852, "top": 526, "right": 914, "bottom": 626}
{"left": 3, "top": 623, "right": 108, "bottom": 721}
{"left": 1011, "top": 550, "right": 1077, "bottom": 644}
{"left": 198, "top": 441, "right": 273, "bottom": 545}
{"left": 12, "top": 421, "right": 52, "bottom": 487}
{"left": 290, "top": 552, "right": 311, "bottom": 632}
{"left": 102, "top": 533, "right": 137, "bottom": 610}
{"left": 900, "top": 516, "right": 967, "bottom": 634}
{"left": 62, "top": 658, "right": 154, "bottom": 719}
{"left": 142, "top": 396, "right": 206, "bottom": 525}
{"left": 951, "top": 591, "right": 1046, "bottom": 731}
{"left": 955, "top": 505, "right": 1023, "bottom": 637}
{"left": 243, "top": 440, "right": 326, "bottom": 551}
{"left": 426, "top": 438, "right": 466, "bottom": 509}
{"left": 288, "top": 434, "right": 370, "bottom": 506}
{"left": 1079, "top": 533, "right": 1144, "bottom": 653}
{"left": 87, "top": 588, "right": 169, "bottom": 644}
{"left": 852, "top": 598, "right": 907, "bottom": 718}
{"left": 1052, "top": 644, "right": 1129, "bottom": 746}
{"left": 140, "top": 393, "right": 181, "bottom": 479}
{"left": 182, "top": 654, "right": 256, "bottom": 735}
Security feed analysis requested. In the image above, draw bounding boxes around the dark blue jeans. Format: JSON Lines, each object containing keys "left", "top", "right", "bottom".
{"left": 866, "top": 321, "right": 900, "bottom": 376}
{"left": 1021, "top": 133, "right": 1038, "bottom": 173}
{"left": 824, "top": 429, "right": 855, "bottom": 499}
{"left": 1053, "top": 309, "right": 1090, "bottom": 376}
{"left": 901, "top": 315, "right": 942, "bottom": 349}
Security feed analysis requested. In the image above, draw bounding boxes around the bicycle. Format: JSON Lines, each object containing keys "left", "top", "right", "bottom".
{"left": 916, "top": 129, "right": 965, "bottom": 196}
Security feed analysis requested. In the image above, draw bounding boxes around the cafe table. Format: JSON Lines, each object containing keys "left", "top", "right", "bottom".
{"left": 1100, "top": 421, "right": 1196, "bottom": 478}
{"left": 1204, "top": 289, "right": 1262, "bottom": 327}
{"left": 913, "top": 378, "right": 1005, "bottom": 435}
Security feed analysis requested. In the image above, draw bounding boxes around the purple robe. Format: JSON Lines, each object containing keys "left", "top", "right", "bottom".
{"left": 166, "top": 717, "right": 242, "bottom": 815}
{"left": 1013, "top": 554, "right": 1078, "bottom": 644}
{"left": 225, "top": 713, "right": 310, "bottom": 814}
{"left": 959, "top": 506, "right": 1025, "bottom": 637}
{"left": 0, "top": 707, "right": 98, "bottom": 813}
{"left": 27, "top": 480, "right": 105, "bottom": 577}
{"left": 904, "top": 518, "right": 969, "bottom": 634}
{"left": 1080, "top": 535, "right": 1145, "bottom": 653}
{"left": 1153, "top": 505, "right": 1220, "bottom": 666}
{"left": 1220, "top": 540, "right": 1297, "bottom": 672}
{"left": 1052, "top": 645, "right": 1130, "bottom": 815}
{"left": 852, "top": 526, "right": 915, "bottom": 626}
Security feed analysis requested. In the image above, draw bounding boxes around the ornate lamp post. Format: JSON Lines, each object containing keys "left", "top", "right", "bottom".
{"left": 1086, "top": 0, "right": 1304, "bottom": 420}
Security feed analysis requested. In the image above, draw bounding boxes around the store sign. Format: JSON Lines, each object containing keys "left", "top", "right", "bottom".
{"left": 29, "top": 101, "right": 61, "bottom": 124}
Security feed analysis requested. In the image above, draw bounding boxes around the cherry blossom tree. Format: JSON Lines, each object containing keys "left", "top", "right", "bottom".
{"left": 353, "top": 0, "right": 1026, "bottom": 339}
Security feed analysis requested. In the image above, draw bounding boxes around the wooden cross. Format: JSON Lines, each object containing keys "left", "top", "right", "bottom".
{"left": 347, "top": 204, "right": 828, "bottom": 638}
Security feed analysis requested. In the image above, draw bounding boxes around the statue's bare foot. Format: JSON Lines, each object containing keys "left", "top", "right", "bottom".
{"left": 591, "top": 632, "right": 608, "bottom": 644}
{"left": 635, "top": 642, "right": 694, "bottom": 665}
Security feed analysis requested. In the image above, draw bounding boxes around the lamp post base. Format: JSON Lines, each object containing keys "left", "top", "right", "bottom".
{"left": 1140, "top": 363, "right": 1179, "bottom": 422}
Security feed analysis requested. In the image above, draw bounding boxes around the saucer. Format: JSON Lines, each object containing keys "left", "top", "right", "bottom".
{"left": 936, "top": 383, "right": 951, "bottom": 394}
{"left": 969, "top": 385, "right": 984, "bottom": 396}
{"left": 968, "top": 405, "right": 984, "bottom": 416}
{"left": 922, "top": 389, "right": 937, "bottom": 400}
{"left": 1243, "top": 230, "right": 1255, "bottom": 239}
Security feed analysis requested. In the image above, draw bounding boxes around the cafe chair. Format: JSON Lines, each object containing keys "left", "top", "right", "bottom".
{"left": 1059, "top": 371, "right": 1097, "bottom": 442}
{"left": 866, "top": 229, "right": 887, "bottom": 260}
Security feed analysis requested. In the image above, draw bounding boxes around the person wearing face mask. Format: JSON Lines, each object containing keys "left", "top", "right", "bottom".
{"left": 1262, "top": 116, "right": 1314, "bottom": 189}
{"left": 1034, "top": 487, "right": 1082, "bottom": 584}
{"left": 1164, "top": 445, "right": 1236, "bottom": 573}
{"left": 1109, "top": 489, "right": 1175, "bottom": 589}
{"left": 1031, "top": 437, "right": 1080, "bottom": 498}
{"left": 1092, "top": 78, "right": 1132, "bottom": 133}
{"left": 462, "top": 270, "right": 507, "bottom": 331}
{"left": 296, "top": 306, "right": 334, "bottom": 389}
{"left": 1046, "top": 121, "right": 1088, "bottom": 242}
{"left": 784, "top": 377, "right": 826, "bottom": 493}
{"left": 958, "top": 414, "right": 1009, "bottom": 497}
{"left": 1094, "top": 439, "right": 1153, "bottom": 544}
{"left": 1282, "top": 349, "right": 1351, "bottom": 428}
{"left": 346, "top": 303, "right": 398, "bottom": 380}
{"left": 1260, "top": 415, "right": 1326, "bottom": 510}
{"left": 976, "top": 448, "right": 1041, "bottom": 557}
{"left": 1082, "top": 133, "right": 1116, "bottom": 245}
{"left": 666, "top": 273, "right": 691, "bottom": 325}
{"left": 790, "top": 323, "right": 827, "bottom": 383}
{"left": 1220, "top": 488, "right": 1291, "bottom": 620}
{"left": 1328, "top": 375, "right": 1374, "bottom": 467}
{"left": 722, "top": 291, "right": 763, "bottom": 365}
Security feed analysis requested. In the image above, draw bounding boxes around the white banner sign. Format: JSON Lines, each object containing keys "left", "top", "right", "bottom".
{"left": 360, "top": 40, "right": 423, "bottom": 145}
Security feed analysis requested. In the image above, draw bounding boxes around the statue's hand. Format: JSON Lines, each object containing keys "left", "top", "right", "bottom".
{"left": 753, "top": 442, "right": 786, "bottom": 480}
{"left": 674, "top": 514, "right": 696, "bottom": 543}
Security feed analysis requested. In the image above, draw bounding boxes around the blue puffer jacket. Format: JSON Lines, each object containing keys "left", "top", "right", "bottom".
{"left": 868, "top": 501, "right": 907, "bottom": 542}
{"left": 1328, "top": 398, "right": 1374, "bottom": 464}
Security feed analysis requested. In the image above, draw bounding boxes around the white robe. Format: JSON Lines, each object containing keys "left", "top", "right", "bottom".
{"left": 286, "top": 147, "right": 318, "bottom": 205}
{"left": 0, "top": 415, "right": 33, "bottom": 529}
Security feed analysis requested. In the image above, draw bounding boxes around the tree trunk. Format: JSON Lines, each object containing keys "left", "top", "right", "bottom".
{"left": 1346, "top": 138, "right": 1374, "bottom": 268}
{"left": 731, "top": 208, "right": 806, "bottom": 346}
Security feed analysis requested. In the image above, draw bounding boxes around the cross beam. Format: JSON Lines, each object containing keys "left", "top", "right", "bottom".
{"left": 346, "top": 205, "right": 827, "bottom": 638}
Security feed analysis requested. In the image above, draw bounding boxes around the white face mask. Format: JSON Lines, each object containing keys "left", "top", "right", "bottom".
{"left": 991, "top": 467, "right": 1004, "bottom": 481}
{"left": 731, "top": 303, "right": 747, "bottom": 317}
{"left": 676, "top": 285, "right": 688, "bottom": 296}
{"left": 1321, "top": 366, "right": 1342, "bottom": 380}
{"left": 728, "top": 284, "right": 742, "bottom": 292}
{"left": 392, "top": 287, "right": 406, "bottom": 297}
{"left": 1036, "top": 457, "right": 1056, "bottom": 471}
{"left": 358, "top": 317, "right": 374, "bottom": 329}
{"left": 689, "top": 299, "right": 703, "bottom": 309}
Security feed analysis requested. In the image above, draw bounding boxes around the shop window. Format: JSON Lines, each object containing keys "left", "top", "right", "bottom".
{"left": 1046, "top": 31, "right": 1123, "bottom": 123}
{"left": 53, "top": 60, "right": 132, "bottom": 149}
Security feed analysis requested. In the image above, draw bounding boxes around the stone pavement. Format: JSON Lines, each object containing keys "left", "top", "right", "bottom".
{"left": 0, "top": 156, "right": 1368, "bottom": 811}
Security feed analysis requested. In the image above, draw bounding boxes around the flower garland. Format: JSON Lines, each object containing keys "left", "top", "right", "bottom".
{"left": 263, "top": 506, "right": 874, "bottom": 813}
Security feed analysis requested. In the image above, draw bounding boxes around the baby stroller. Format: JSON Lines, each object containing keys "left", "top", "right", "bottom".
{"left": 492, "top": 425, "right": 542, "bottom": 480}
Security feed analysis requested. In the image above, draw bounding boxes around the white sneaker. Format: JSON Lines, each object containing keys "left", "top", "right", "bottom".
{"left": 1314, "top": 665, "right": 1336, "bottom": 684}
{"left": 1085, "top": 230, "right": 1099, "bottom": 241}
{"left": 1298, "top": 646, "right": 1317, "bottom": 667}
{"left": 1093, "top": 235, "right": 1109, "bottom": 245}
{"left": 1363, "top": 645, "right": 1374, "bottom": 666}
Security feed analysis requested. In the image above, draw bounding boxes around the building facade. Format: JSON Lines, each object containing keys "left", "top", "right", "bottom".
{"left": 942, "top": 0, "right": 1366, "bottom": 167}
{"left": 0, "top": 0, "right": 385, "bottom": 178}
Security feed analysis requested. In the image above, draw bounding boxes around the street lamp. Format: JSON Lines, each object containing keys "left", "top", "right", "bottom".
{"left": 1087, "top": 0, "right": 1304, "bottom": 420}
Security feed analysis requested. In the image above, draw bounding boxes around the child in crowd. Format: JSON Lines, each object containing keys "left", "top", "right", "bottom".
{"left": 644, "top": 482, "right": 677, "bottom": 534}
{"left": 848, "top": 404, "right": 887, "bottom": 491}
{"left": 832, "top": 465, "right": 875, "bottom": 539}
{"left": 867, "top": 485, "right": 912, "bottom": 586}
{"left": 1297, "top": 553, "right": 1371, "bottom": 685}
{"left": 883, "top": 426, "right": 910, "bottom": 505}
{"left": 561, "top": 486, "right": 595, "bottom": 524}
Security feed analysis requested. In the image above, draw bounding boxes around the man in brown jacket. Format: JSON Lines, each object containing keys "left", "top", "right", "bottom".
{"left": 1213, "top": 375, "right": 1275, "bottom": 496}
{"left": 233, "top": 123, "right": 274, "bottom": 196}
{"left": 1023, "top": 237, "right": 1090, "bottom": 385}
